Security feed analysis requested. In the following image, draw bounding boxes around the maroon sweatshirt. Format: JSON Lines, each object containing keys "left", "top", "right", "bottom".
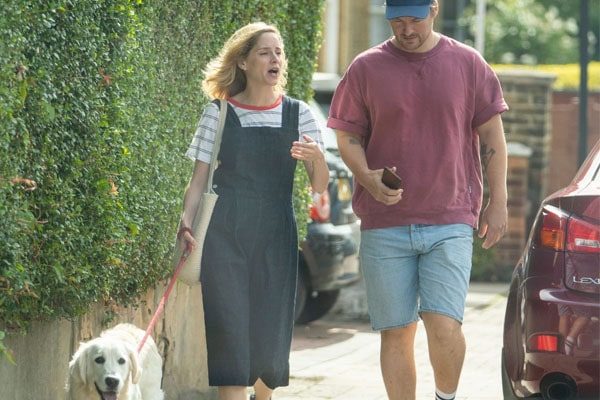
{"left": 328, "top": 35, "right": 508, "bottom": 230}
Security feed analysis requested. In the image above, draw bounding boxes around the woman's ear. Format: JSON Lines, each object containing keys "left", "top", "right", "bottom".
{"left": 238, "top": 60, "right": 247, "bottom": 71}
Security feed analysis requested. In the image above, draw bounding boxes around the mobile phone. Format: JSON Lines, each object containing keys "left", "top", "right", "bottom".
{"left": 381, "top": 167, "right": 402, "bottom": 189}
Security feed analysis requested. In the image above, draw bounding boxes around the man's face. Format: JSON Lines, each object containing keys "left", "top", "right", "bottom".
{"left": 388, "top": 6, "right": 437, "bottom": 53}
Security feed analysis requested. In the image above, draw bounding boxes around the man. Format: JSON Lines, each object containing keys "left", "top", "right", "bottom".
{"left": 327, "top": 1, "right": 508, "bottom": 399}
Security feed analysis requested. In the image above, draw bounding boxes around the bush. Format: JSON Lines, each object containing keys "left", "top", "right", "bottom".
{"left": 470, "top": 237, "right": 510, "bottom": 282}
{"left": 0, "top": 0, "right": 324, "bottom": 337}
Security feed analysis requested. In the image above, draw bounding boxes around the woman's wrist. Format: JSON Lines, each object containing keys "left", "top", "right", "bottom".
{"left": 177, "top": 225, "right": 193, "bottom": 239}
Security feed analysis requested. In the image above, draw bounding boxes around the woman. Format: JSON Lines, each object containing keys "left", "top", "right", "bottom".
{"left": 179, "top": 22, "right": 329, "bottom": 400}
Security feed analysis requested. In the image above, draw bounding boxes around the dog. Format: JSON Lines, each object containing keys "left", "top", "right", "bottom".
{"left": 67, "top": 323, "right": 164, "bottom": 400}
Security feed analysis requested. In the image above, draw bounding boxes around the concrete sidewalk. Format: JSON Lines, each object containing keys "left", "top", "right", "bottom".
{"left": 274, "top": 282, "right": 509, "bottom": 400}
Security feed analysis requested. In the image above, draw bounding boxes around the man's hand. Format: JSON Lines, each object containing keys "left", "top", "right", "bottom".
{"left": 478, "top": 201, "right": 507, "bottom": 249}
{"left": 362, "top": 167, "right": 403, "bottom": 206}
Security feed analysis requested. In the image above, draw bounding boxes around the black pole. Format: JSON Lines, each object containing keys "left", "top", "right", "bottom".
{"left": 578, "top": 0, "right": 589, "bottom": 165}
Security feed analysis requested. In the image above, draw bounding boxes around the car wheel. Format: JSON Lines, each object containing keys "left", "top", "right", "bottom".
{"left": 294, "top": 267, "right": 308, "bottom": 323}
{"left": 502, "top": 348, "right": 519, "bottom": 399}
{"left": 503, "top": 277, "right": 524, "bottom": 381}
{"left": 295, "top": 289, "right": 340, "bottom": 324}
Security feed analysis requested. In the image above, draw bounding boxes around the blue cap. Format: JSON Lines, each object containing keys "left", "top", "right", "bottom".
{"left": 385, "top": 0, "right": 433, "bottom": 20}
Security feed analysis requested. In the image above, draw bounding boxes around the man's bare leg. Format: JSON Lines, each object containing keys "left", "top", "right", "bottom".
{"left": 380, "top": 322, "right": 418, "bottom": 400}
{"left": 421, "top": 313, "right": 465, "bottom": 394}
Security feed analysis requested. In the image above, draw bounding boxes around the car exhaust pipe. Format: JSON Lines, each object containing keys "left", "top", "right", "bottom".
{"left": 540, "top": 373, "right": 577, "bottom": 400}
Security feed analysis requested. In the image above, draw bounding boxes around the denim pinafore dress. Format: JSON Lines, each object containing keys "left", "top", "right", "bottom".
{"left": 200, "top": 96, "right": 300, "bottom": 389}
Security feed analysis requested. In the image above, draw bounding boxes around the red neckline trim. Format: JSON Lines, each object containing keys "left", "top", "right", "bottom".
{"left": 228, "top": 95, "right": 283, "bottom": 110}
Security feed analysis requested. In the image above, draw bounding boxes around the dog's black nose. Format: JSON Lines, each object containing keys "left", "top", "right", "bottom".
{"left": 105, "top": 376, "right": 119, "bottom": 389}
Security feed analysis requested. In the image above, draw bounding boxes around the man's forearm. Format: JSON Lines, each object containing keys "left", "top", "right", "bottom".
{"left": 478, "top": 115, "right": 508, "bottom": 204}
{"left": 335, "top": 130, "right": 370, "bottom": 186}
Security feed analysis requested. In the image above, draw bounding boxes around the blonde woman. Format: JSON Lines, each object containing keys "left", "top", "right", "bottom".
{"left": 179, "top": 22, "right": 329, "bottom": 400}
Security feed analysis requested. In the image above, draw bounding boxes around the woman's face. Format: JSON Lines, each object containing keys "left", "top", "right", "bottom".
{"left": 240, "top": 32, "right": 284, "bottom": 88}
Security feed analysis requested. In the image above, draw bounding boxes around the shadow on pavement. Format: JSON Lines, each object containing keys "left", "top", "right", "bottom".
{"left": 292, "top": 319, "right": 376, "bottom": 351}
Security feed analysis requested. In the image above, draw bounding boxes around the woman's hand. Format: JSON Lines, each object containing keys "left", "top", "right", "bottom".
{"left": 290, "top": 134, "right": 325, "bottom": 162}
{"left": 178, "top": 226, "right": 197, "bottom": 256}
{"left": 292, "top": 134, "right": 329, "bottom": 193}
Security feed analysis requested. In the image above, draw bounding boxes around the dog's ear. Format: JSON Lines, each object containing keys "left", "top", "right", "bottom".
{"left": 128, "top": 345, "right": 142, "bottom": 384}
{"left": 69, "top": 342, "right": 90, "bottom": 387}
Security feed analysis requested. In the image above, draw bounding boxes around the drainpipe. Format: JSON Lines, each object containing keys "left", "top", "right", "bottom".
{"left": 578, "top": 0, "right": 589, "bottom": 165}
{"left": 324, "top": 0, "right": 340, "bottom": 74}
{"left": 474, "top": 0, "right": 486, "bottom": 55}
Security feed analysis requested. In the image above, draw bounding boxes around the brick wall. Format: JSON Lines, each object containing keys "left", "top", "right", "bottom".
{"left": 494, "top": 143, "right": 531, "bottom": 272}
{"left": 547, "top": 91, "right": 600, "bottom": 195}
{"left": 497, "top": 70, "right": 556, "bottom": 230}
{"left": 490, "top": 71, "right": 556, "bottom": 273}
{"left": 492, "top": 73, "right": 600, "bottom": 273}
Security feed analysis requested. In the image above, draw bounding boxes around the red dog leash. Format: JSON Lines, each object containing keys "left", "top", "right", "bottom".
{"left": 137, "top": 253, "right": 188, "bottom": 353}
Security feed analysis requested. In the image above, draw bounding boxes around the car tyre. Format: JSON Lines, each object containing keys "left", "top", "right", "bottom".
{"left": 296, "top": 289, "right": 340, "bottom": 324}
{"left": 503, "top": 277, "right": 524, "bottom": 381}
{"left": 502, "top": 348, "right": 519, "bottom": 399}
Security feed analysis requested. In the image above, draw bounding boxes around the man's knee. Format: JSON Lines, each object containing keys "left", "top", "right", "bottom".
{"left": 381, "top": 323, "right": 417, "bottom": 345}
{"left": 422, "top": 313, "right": 463, "bottom": 344}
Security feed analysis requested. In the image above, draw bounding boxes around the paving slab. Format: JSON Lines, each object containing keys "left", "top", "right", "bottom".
{"left": 270, "top": 282, "right": 509, "bottom": 400}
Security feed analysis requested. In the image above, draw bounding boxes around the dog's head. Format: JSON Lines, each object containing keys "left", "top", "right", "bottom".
{"left": 68, "top": 336, "right": 141, "bottom": 400}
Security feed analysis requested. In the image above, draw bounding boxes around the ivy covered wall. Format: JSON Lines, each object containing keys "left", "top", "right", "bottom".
{"left": 0, "top": 0, "right": 324, "bottom": 337}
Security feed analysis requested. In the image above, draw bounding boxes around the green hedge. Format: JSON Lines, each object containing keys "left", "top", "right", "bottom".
{"left": 0, "top": 0, "right": 324, "bottom": 341}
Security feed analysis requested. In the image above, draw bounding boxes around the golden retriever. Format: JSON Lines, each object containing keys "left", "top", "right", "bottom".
{"left": 67, "top": 323, "right": 164, "bottom": 400}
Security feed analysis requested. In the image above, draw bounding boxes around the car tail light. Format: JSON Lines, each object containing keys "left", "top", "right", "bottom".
{"left": 566, "top": 217, "right": 600, "bottom": 253}
{"left": 528, "top": 334, "right": 559, "bottom": 352}
{"left": 540, "top": 205, "right": 600, "bottom": 253}
{"left": 309, "top": 190, "right": 330, "bottom": 223}
{"left": 337, "top": 177, "right": 352, "bottom": 202}
{"left": 540, "top": 206, "right": 569, "bottom": 251}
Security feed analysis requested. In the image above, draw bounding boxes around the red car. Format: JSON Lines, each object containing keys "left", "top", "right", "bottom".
{"left": 502, "top": 140, "right": 600, "bottom": 400}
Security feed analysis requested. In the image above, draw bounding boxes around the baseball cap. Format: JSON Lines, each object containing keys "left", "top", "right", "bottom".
{"left": 385, "top": 0, "right": 433, "bottom": 20}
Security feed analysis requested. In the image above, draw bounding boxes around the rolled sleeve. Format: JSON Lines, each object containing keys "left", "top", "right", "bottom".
{"left": 327, "top": 117, "right": 369, "bottom": 137}
{"left": 327, "top": 69, "right": 370, "bottom": 137}
{"left": 472, "top": 99, "right": 508, "bottom": 129}
{"left": 472, "top": 65, "right": 509, "bottom": 129}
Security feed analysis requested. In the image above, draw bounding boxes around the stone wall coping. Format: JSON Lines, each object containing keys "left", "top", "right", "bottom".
{"left": 497, "top": 69, "right": 557, "bottom": 84}
{"left": 507, "top": 141, "right": 533, "bottom": 157}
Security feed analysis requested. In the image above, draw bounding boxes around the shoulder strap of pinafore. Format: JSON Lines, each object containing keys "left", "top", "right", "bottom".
{"left": 281, "top": 96, "right": 299, "bottom": 131}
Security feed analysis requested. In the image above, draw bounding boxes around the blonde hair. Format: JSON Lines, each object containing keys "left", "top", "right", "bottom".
{"left": 202, "top": 22, "right": 288, "bottom": 100}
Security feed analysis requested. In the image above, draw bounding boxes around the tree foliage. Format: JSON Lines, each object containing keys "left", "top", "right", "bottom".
{"left": 460, "top": 0, "right": 599, "bottom": 64}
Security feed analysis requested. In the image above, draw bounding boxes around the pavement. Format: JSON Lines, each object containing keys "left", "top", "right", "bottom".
{"left": 271, "top": 282, "right": 510, "bottom": 400}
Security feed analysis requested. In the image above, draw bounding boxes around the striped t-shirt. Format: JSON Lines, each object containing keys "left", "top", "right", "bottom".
{"left": 186, "top": 96, "right": 323, "bottom": 163}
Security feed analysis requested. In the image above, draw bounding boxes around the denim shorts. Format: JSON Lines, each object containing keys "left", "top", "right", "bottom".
{"left": 360, "top": 224, "right": 473, "bottom": 330}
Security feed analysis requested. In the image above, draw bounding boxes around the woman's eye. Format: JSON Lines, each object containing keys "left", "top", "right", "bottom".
{"left": 94, "top": 356, "right": 105, "bottom": 364}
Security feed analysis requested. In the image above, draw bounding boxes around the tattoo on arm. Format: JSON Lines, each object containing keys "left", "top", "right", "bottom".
{"left": 348, "top": 136, "right": 364, "bottom": 147}
{"left": 480, "top": 143, "right": 496, "bottom": 172}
